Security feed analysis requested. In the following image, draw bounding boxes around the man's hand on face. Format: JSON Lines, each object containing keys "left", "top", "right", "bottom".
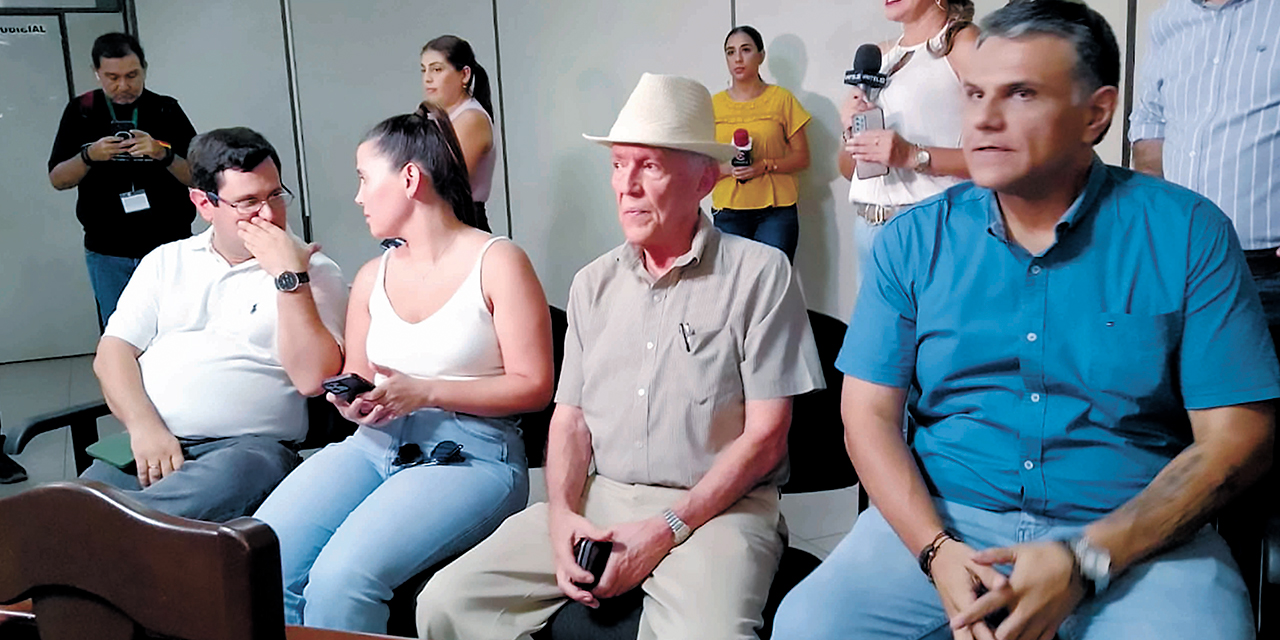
{"left": 950, "top": 541, "right": 1087, "bottom": 640}
{"left": 589, "top": 515, "right": 676, "bottom": 599}
{"left": 120, "top": 130, "right": 169, "bottom": 161}
{"left": 129, "top": 420, "right": 184, "bottom": 488}
{"left": 237, "top": 217, "right": 317, "bottom": 277}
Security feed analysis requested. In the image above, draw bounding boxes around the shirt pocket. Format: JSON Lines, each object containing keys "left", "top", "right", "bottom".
{"left": 677, "top": 325, "right": 741, "bottom": 405}
{"left": 1085, "top": 311, "right": 1182, "bottom": 400}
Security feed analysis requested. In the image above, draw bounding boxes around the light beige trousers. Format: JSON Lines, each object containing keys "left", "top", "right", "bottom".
{"left": 416, "top": 475, "right": 786, "bottom": 640}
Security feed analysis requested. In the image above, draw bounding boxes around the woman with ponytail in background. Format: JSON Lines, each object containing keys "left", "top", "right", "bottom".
{"left": 421, "top": 35, "right": 498, "bottom": 231}
{"left": 840, "top": 0, "right": 976, "bottom": 288}
{"left": 253, "top": 102, "right": 553, "bottom": 634}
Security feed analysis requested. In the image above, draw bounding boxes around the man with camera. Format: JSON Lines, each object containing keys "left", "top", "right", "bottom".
{"left": 48, "top": 32, "right": 198, "bottom": 329}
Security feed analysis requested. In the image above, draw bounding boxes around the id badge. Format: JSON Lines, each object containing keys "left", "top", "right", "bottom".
{"left": 120, "top": 189, "right": 151, "bottom": 213}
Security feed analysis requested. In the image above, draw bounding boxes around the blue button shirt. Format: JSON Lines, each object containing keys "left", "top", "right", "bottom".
{"left": 837, "top": 159, "right": 1280, "bottom": 522}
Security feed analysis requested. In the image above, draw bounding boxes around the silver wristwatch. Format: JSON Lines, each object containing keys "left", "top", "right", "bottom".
{"left": 274, "top": 270, "right": 310, "bottom": 292}
{"left": 912, "top": 144, "right": 932, "bottom": 173}
{"left": 1067, "top": 535, "right": 1112, "bottom": 594}
{"left": 662, "top": 508, "right": 692, "bottom": 546}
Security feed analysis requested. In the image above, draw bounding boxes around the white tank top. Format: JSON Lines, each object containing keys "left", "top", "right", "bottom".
{"left": 848, "top": 29, "right": 965, "bottom": 207}
{"left": 448, "top": 97, "right": 497, "bottom": 203}
{"left": 365, "top": 237, "right": 506, "bottom": 382}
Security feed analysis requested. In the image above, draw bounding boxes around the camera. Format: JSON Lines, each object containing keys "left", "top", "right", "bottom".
{"left": 110, "top": 120, "right": 135, "bottom": 139}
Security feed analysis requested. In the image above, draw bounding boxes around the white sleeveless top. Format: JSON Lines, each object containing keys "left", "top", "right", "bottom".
{"left": 848, "top": 29, "right": 965, "bottom": 208}
{"left": 365, "top": 237, "right": 506, "bottom": 382}
{"left": 448, "top": 97, "right": 497, "bottom": 203}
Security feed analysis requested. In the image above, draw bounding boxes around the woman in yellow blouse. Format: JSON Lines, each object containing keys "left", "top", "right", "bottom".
{"left": 713, "top": 25, "right": 811, "bottom": 262}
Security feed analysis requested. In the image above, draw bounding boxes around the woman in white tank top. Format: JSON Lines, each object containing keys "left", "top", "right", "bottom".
{"left": 838, "top": 0, "right": 978, "bottom": 289}
{"left": 422, "top": 35, "right": 497, "bottom": 233}
{"left": 253, "top": 102, "right": 554, "bottom": 633}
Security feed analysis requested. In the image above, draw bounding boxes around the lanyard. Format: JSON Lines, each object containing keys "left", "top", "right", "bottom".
{"left": 104, "top": 100, "right": 139, "bottom": 128}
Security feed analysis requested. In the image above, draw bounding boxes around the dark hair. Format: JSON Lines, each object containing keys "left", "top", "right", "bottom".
{"left": 422, "top": 35, "right": 493, "bottom": 119}
{"left": 724, "top": 25, "right": 765, "bottom": 53}
{"left": 979, "top": 0, "right": 1120, "bottom": 143}
{"left": 91, "top": 32, "right": 146, "bottom": 69}
{"left": 929, "top": 0, "right": 975, "bottom": 57}
{"left": 188, "top": 127, "right": 282, "bottom": 193}
{"left": 362, "top": 101, "right": 478, "bottom": 228}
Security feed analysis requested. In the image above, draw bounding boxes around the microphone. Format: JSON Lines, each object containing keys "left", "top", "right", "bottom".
{"left": 844, "top": 44, "right": 889, "bottom": 179}
{"left": 844, "top": 44, "right": 887, "bottom": 100}
{"left": 732, "top": 128, "right": 753, "bottom": 183}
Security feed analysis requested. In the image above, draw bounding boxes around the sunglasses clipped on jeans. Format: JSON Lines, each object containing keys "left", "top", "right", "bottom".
{"left": 393, "top": 440, "right": 465, "bottom": 468}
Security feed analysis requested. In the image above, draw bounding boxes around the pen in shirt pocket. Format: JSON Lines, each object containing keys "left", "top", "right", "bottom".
{"left": 678, "top": 322, "right": 693, "bottom": 352}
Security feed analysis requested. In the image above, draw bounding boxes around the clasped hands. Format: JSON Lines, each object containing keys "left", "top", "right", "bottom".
{"left": 549, "top": 506, "right": 676, "bottom": 609}
{"left": 934, "top": 539, "right": 1087, "bottom": 640}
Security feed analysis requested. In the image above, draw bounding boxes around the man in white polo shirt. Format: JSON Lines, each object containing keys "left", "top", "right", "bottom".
{"left": 85, "top": 127, "right": 346, "bottom": 522}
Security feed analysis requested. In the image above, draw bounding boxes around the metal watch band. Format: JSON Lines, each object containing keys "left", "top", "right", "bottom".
{"left": 662, "top": 508, "right": 691, "bottom": 546}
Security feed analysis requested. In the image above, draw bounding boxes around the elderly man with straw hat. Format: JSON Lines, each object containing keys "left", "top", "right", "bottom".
{"left": 416, "top": 73, "right": 824, "bottom": 640}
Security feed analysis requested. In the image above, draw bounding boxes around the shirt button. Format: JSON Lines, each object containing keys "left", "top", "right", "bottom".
{"left": 1212, "top": 56, "right": 1220, "bottom": 64}
{"left": 1027, "top": 332, "right": 1038, "bottom": 342}
{"left": 1189, "top": 151, "right": 1197, "bottom": 158}
{"left": 634, "top": 440, "right": 643, "bottom": 449}
{"left": 646, "top": 341, "right": 654, "bottom": 350}
{"left": 637, "top": 388, "right": 646, "bottom": 397}
{"left": 1031, "top": 265, "right": 1042, "bottom": 275}
{"left": 1031, "top": 393, "right": 1041, "bottom": 402}
{"left": 1024, "top": 460, "right": 1035, "bottom": 470}
{"left": 652, "top": 294, "right": 661, "bottom": 302}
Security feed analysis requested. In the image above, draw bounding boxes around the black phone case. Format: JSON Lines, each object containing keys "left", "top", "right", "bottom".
{"left": 322, "top": 374, "right": 375, "bottom": 403}
{"left": 572, "top": 538, "right": 612, "bottom": 590}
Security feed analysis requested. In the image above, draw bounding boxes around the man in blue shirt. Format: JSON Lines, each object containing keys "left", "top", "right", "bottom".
{"left": 773, "top": 2, "right": 1279, "bottom": 639}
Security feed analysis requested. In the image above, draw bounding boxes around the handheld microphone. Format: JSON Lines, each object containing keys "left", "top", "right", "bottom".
{"left": 732, "top": 128, "right": 753, "bottom": 183}
{"left": 845, "top": 44, "right": 889, "bottom": 179}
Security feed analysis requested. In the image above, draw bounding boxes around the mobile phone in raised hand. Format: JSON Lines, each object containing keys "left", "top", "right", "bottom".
{"left": 322, "top": 373, "right": 375, "bottom": 403}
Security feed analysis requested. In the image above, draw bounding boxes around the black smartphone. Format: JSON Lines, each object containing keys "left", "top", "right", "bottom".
{"left": 110, "top": 120, "right": 135, "bottom": 139}
{"left": 572, "top": 538, "right": 612, "bottom": 591}
{"left": 322, "top": 373, "right": 375, "bottom": 403}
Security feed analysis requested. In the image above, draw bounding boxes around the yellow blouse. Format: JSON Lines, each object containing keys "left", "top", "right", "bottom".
{"left": 711, "top": 84, "right": 811, "bottom": 210}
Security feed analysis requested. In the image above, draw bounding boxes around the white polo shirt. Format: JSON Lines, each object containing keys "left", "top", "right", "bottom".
{"left": 105, "top": 229, "right": 347, "bottom": 442}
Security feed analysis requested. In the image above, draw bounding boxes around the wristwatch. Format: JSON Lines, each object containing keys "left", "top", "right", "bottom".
{"left": 661, "top": 508, "right": 692, "bottom": 546}
{"left": 912, "top": 144, "right": 932, "bottom": 173}
{"left": 1065, "top": 535, "right": 1112, "bottom": 594}
{"left": 274, "top": 271, "right": 310, "bottom": 292}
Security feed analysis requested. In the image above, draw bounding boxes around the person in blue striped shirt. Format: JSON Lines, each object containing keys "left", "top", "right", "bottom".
{"left": 774, "top": 2, "right": 1278, "bottom": 639}
{"left": 1131, "top": 0, "right": 1280, "bottom": 330}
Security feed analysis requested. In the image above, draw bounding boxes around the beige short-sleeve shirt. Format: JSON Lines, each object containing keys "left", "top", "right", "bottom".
{"left": 556, "top": 214, "right": 824, "bottom": 489}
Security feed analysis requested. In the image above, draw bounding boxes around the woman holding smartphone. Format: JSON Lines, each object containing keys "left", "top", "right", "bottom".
{"left": 840, "top": 0, "right": 976, "bottom": 285}
{"left": 712, "top": 25, "right": 812, "bottom": 262}
{"left": 253, "top": 102, "right": 553, "bottom": 634}
{"left": 421, "top": 35, "right": 497, "bottom": 232}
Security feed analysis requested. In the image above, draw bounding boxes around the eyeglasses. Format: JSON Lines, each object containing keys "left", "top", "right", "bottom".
{"left": 206, "top": 185, "right": 295, "bottom": 215}
{"left": 393, "top": 440, "right": 464, "bottom": 468}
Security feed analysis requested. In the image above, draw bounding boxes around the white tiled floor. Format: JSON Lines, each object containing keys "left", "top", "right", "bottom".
{"left": 0, "top": 355, "right": 859, "bottom": 557}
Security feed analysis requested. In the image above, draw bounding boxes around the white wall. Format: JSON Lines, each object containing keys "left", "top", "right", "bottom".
{"left": 287, "top": 0, "right": 508, "bottom": 278}
{"left": 135, "top": 0, "right": 300, "bottom": 236}
{"left": 499, "top": 0, "right": 732, "bottom": 307}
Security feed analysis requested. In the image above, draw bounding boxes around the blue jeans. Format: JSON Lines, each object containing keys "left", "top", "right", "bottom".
{"left": 713, "top": 205, "right": 799, "bottom": 262}
{"left": 80, "top": 435, "right": 300, "bottom": 522}
{"left": 773, "top": 499, "right": 1254, "bottom": 640}
{"left": 252, "top": 410, "right": 529, "bottom": 633}
{"left": 84, "top": 249, "right": 143, "bottom": 329}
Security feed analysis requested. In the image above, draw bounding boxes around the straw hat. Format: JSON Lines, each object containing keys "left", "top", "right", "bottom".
{"left": 583, "top": 73, "right": 737, "bottom": 163}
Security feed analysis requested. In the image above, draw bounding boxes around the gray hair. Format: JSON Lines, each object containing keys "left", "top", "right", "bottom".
{"left": 978, "top": 0, "right": 1120, "bottom": 102}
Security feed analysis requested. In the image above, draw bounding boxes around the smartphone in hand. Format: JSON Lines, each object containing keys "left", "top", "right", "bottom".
{"left": 322, "top": 373, "right": 375, "bottom": 403}
{"left": 572, "top": 538, "right": 612, "bottom": 591}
